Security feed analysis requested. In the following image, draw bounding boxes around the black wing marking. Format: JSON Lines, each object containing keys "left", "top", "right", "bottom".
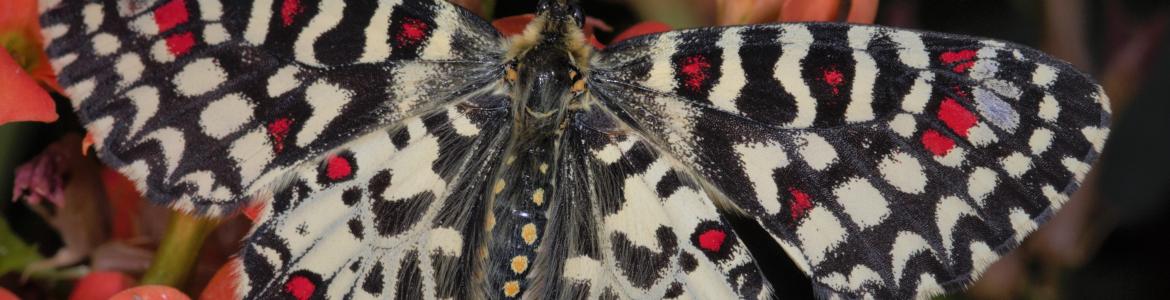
{"left": 39, "top": 0, "right": 505, "bottom": 215}
{"left": 525, "top": 106, "right": 772, "bottom": 299}
{"left": 238, "top": 89, "right": 511, "bottom": 299}
{"left": 588, "top": 23, "right": 1109, "bottom": 298}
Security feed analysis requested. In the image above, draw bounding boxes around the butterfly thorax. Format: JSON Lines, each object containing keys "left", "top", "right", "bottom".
{"left": 504, "top": 2, "right": 589, "bottom": 133}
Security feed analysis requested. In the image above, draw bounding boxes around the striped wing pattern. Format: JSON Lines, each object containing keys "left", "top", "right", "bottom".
{"left": 589, "top": 23, "right": 1109, "bottom": 298}
{"left": 39, "top": 0, "right": 1110, "bottom": 299}
{"left": 238, "top": 89, "right": 511, "bottom": 299}
{"left": 522, "top": 107, "right": 771, "bottom": 299}
{"left": 37, "top": 0, "right": 504, "bottom": 215}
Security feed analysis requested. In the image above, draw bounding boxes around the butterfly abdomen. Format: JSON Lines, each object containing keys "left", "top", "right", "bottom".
{"left": 484, "top": 132, "right": 561, "bottom": 298}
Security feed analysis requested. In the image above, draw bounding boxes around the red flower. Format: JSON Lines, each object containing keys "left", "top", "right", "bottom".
{"left": 718, "top": 0, "right": 879, "bottom": 24}
{"left": 69, "top": 272, "right": 135, "bottom": 300}
{"left": 492, "top": 14, "right": 669, "bottom": 48}
{"left": 199, "top": 259, "right": 241, "bottom": 300}
{"left": 0, "top": 0, "right": 60, "bottom": 125}
{"left": 109, "top": 286, "right": 190, "bottom": 300}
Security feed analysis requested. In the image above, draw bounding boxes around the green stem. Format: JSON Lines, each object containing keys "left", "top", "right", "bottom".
{"left": 0, "top": 216, "right": 43, "bottom": 275}
{"left": 481, "top": 0, "right": 496, "bottom": 19}
{"left": 139, "top": 211, "right": 220, "bottom": 287}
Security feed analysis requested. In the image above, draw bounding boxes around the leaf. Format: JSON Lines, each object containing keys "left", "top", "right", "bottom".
{"left": 0, "top": 217, "right": 43, "bottom": 275}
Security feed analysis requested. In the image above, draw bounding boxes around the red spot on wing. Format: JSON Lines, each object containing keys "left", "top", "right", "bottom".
{"left": 325, "top": 155, "right": 353, "bottom": 181}
{"left": 921, "top": 129, "right": 956, "bottom": 156}
{"left": 267, "top": 118, "right": 293, "bottom": 153}
{"left": 154, "top": 0, "right": 189, "bottom": 32}
{"left": 679, "top": 55, "right": 711, "bottom": 92}
{"left": 281, "top": 0, "right": 303, "bottom": 27}
{"left": 165, "top": 32, "right": 195, "bottom": 56}
{"left": 283, "top": 275, "right": 315, "bottom": 300}
{"left": 822, "top": 67, "right": 845, "bottom": 95}
{"left": 938, "top": 98, "right": 978, "bottom": 137}
{"left": 788, "top": 187, "right": 812, "bottom": 221}
{"left": 396, "top": 17, "right": 429, "bottom": 46}
{"left": 940, "top": 50, "right": 977, "bottom": 73}
{"left": 697, "top": 229, "right": 727, "bottom": 252}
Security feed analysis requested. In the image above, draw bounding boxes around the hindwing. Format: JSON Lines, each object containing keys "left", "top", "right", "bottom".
{"left": 526, "top": 106, "right": 770, "bottom": 299}
{"left": 238, "top": 89, "right": 510, "bottom": 299}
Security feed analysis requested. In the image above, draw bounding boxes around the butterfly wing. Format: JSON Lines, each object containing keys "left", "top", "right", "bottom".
{"left": 587, "top": 23, "right": 1109, "bottom": 298}
{"left": 238, "top": 88, "right": 511, "bottom": 299}
{"left": 38, "top": 0, "right": 505, "bottom": 215}
{"left": 525, "top": 106, "right": 770, "bottom": 299}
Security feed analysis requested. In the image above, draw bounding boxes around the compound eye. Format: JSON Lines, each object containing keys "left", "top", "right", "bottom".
{"left": 571, "top": 5, "right": 585, "bottom": 28}
{"left": 536, "top": 0, "right": 552, "bottom": 13}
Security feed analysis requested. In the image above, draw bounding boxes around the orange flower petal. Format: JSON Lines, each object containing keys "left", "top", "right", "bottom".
{"left": 0, "top": 0, "right": 38, "bottom": 30}
{"left": 717, "top": 0, "right": 784, "bottom": 25}
{"left": 610, "top": 22, "right": 673, "bottom": 45}
{"left": 493, "top": 14, "right": 607, "bottom": 48}
{"left": 69, "top": 272, "right": 135, "bottom": 300}
{"left": 0, "top": 287, "right": 18, "bottom": 300}
{"left": 492, "top": 14, "right": 536, "bottom": 37}
{"left": 0, "top": 0, "right": 61, "bottom": 92}
{"left": 82, "top": 132, "right": 95, "bottom": 155}
{"left": 200, "top": 259, "right": 241, "bottom": 300}
{"left": 780, "top": 0, "right": 842, "bottom": 22}
{"left": 846, "top": 0, "right": 880, "bottom": 24}
{"left": 0, "top": 48, "right": 57, "bottom": 125}
{"left": 109, "top": 286, "right": 190, "bottom": 300}
{"left": 100, "top": 168, "right": 145, "bottom": 240}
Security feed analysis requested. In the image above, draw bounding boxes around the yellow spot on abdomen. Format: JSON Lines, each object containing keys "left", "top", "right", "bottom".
{"left": 511, "top": 256, "right": 529, "bottom": 274}
{"left": 485, "top": 210, "right": 496, "bottom": 231}
{"left": 503, "top": 280, "right": 521, "bottom": 297}
{"left": 493, "top": 179, "right": 506, "bottom": 195}
{"left": 532, "top": 188, "right": 545, "bottom": 206}
{"left": 521, "top": 223, "right": 538, "bottom": 245}
{"left": 539, "top": 163, "right": 549, "bottom": 174}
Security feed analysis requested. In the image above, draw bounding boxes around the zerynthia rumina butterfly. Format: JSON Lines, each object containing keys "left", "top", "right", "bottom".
{"left": 38, "top": 0, "right": 1109, "bottom": 298}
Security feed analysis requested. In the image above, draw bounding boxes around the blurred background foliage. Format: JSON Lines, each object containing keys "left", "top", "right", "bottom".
{"left": 2, "top": 0, "right": 1169, "bottom": 299}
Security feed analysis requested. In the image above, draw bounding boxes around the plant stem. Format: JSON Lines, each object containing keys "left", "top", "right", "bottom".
{"left": 140, "top": 211, "right": 220, "bottom": 287}
{"left": 0, "top": 216, "right": 42, "bottom": 275}
{"left": 481, "top": 0, "right": 496, "bottom": 19}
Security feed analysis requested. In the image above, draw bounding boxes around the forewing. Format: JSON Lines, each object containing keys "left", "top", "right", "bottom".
{"left": 237, "top": 89, "right": 510, "bottom": 299}
{"left": 528, "top": 107, "right": 771, "bottom": 299}
{"left": 38, "top": 0, "right": 504, "bottom": 215}
{"left": 589, "top": 23, "right": 1109, "bottom": 298}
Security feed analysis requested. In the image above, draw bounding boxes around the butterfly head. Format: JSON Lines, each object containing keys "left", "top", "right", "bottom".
{"left": 536, "top": 0, "right": 585, "bottom": 28}
{"left": 505, "top": 0, "right": 590, "bottom": 132}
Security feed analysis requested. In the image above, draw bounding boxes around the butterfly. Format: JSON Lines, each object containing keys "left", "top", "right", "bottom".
{"left": 38, "top": 0, "right": 1110, "bottom": 298}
